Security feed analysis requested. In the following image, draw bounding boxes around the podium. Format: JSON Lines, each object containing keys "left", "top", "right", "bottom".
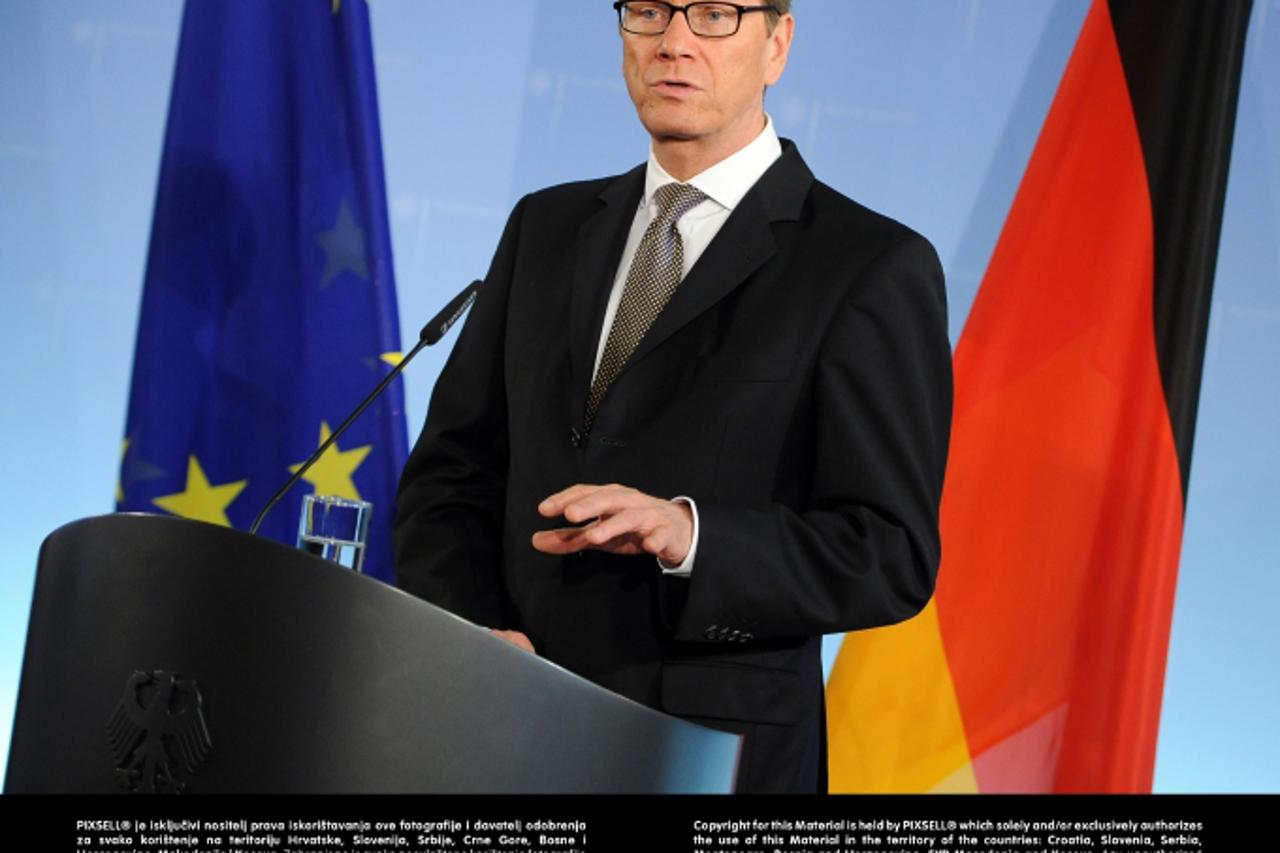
{"left": 5, "top": 514, "right": 740, "bottom": 793}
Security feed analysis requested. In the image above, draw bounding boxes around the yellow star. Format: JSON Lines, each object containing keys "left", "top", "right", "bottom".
{"left": 380, "top": 351, "right": 404, "bottom": 367}
{"left": 117, "top": 438, "right": 131, "bottom": 503}
{"left": 289, "top": 421, "right": 372, "bottom": 501}
{"left": 153, "top": 456, "right": 248, "bottom": 527}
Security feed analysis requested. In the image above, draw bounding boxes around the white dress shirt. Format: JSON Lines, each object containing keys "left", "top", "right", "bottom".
{"left": 591, "top": 117, "right": 783, "bottom": 577}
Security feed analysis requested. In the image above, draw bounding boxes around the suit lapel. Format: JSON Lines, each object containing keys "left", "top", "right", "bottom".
{"left": 623, "top": 142, "right": 814, "bottom": 375}
{"left": 568, "top": 165, "right": 645, "bottom": 415}
{"left": 567, "top": 143, "right": 815, "bottom": 420}
{"left": 626, "top": 191, "right": 776, "bottom": 369}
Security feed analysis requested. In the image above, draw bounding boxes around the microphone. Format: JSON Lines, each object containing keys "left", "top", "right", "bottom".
{"left": 249, "top": 279, "right": 482, "bottom": 536}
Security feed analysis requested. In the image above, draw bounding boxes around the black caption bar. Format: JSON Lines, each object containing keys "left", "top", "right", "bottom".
{"left": 4, "top": 792, "right": 1271, "bottom": 852}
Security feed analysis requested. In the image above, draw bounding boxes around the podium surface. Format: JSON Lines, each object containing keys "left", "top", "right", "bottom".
{"left": 6, "top": 514, "right": 739, "bottom": 793}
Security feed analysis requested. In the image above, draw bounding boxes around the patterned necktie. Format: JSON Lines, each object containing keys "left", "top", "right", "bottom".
{"left": 583, "top": 182, "right": 707, "bottom": 434}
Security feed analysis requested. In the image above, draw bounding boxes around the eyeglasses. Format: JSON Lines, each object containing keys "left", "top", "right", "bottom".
{"left": 613, "top": 2, "right": 778, "bottom": 39}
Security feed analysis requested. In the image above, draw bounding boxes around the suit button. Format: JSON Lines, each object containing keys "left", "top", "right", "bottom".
{"left": 569, "top": 427, "right": 584, "bottom": 448}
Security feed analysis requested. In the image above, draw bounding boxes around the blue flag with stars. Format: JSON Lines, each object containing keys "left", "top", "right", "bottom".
{"left": 118, "top": 0, "right": 406, "bottom": 582}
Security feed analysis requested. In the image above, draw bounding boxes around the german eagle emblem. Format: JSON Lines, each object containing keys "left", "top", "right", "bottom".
{"left": 106, "top": 670, "right": 212, "bottom": 793}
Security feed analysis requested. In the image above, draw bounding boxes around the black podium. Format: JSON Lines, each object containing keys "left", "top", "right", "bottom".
{"left": 5, "top": 514, "right": 739, "bottom": 793}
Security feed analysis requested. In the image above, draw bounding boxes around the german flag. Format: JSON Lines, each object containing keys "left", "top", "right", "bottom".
{"left": 826, "top": 0, "right": 1252, "bottom": 792}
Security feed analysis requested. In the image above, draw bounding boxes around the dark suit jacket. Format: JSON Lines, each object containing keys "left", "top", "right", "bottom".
{"left": 393, "top": 141, "right": 952, "bottom": 793}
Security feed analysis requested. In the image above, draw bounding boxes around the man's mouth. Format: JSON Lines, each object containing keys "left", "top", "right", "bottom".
{"left": 653, "top": 78, "right": 699, "bottom": 94}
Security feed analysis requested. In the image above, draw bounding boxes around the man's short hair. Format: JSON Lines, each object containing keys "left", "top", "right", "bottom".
{"left": 766, "top": 1, "right": 792, "bottom": 32}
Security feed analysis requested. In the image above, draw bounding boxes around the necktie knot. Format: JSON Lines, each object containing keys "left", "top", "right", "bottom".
{"left": 652, "top": 183, "right": 707, "bottom": 228}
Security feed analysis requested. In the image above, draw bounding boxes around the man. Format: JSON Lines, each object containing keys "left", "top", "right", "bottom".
{"left": 394, "top": 1, "right": 951, "bottom": 794}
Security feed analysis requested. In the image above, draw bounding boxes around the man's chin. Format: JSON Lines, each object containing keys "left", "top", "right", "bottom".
{"left": 652, "top": 130, "right": 703, "bottom": 143}
{"left": 638, "top": 117, "right": 706, "bottom": 144}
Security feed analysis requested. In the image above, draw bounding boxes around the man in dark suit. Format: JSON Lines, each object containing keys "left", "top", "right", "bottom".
{"left": 394, "top": 1, "right": 951, "bottom": 793}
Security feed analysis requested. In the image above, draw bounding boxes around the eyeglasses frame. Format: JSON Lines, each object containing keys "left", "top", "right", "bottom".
{"left": 612, "top": 1, "right": 780, "bottom": 38}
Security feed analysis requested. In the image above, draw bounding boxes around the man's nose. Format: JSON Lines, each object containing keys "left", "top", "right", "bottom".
{"left": 657, "top": 8, "right": 698, "bottom": 57}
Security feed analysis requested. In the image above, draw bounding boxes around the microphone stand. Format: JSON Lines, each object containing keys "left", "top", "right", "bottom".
{"left": 249, "top": 279, "right": 481, "bottom": 536}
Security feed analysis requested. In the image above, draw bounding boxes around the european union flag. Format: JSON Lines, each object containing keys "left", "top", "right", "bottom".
{"left": 118, "top": 0, "right": 406, "bottom": 582}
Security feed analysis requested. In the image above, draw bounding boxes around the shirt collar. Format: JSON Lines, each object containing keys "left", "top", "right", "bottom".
{"left": 643, "top": 114, "right": 783, "bottom": 214}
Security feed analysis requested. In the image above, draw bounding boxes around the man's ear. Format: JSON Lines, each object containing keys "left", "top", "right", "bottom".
{"left": 764, "top": 14, "right": 794, "bottom": 88}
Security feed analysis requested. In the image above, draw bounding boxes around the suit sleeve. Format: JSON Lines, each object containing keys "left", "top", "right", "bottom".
{"left": 671, "top": 232, "right": 953, "bottom": 642}
{"left": 392, "top": 197, "right": 528, "bottom": 628}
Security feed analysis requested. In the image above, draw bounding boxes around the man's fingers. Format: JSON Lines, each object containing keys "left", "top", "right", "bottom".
{"left": 538, "top": 483, "right": 605, "bottom": 517}
{"left": 533, "top": 526, "right": 644, "bottom": 556}
{"left": 489, "top": 628, "right": 536, "bottom": 654}
{"left": 582, "top": 507, "right": 649, "bottom": 546}
{"left": 556, "top": 484, "right": 643, "bottom": 524}
{"left": 534, "top": 509, "right": 679, "bottom": 557}
{"left": 539, "top": 483, "right": 648, "bottom": 516}
{"left": 531, "top": 525, "right": 592, "bottom": 554}
{"left": 534, "top": 484, "right": 693, "bottom": 563}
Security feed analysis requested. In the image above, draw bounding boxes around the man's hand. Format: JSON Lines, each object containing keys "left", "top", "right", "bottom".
{"left": 532, "top": 484, "right": 693, "bottom": 566}
{"left": 489, "top": 629, "right": 536, "bottom": 654}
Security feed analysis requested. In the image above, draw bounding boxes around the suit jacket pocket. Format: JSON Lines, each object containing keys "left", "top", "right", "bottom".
{"left": 660, "top": 661, "right": 800, "bottom": 725}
